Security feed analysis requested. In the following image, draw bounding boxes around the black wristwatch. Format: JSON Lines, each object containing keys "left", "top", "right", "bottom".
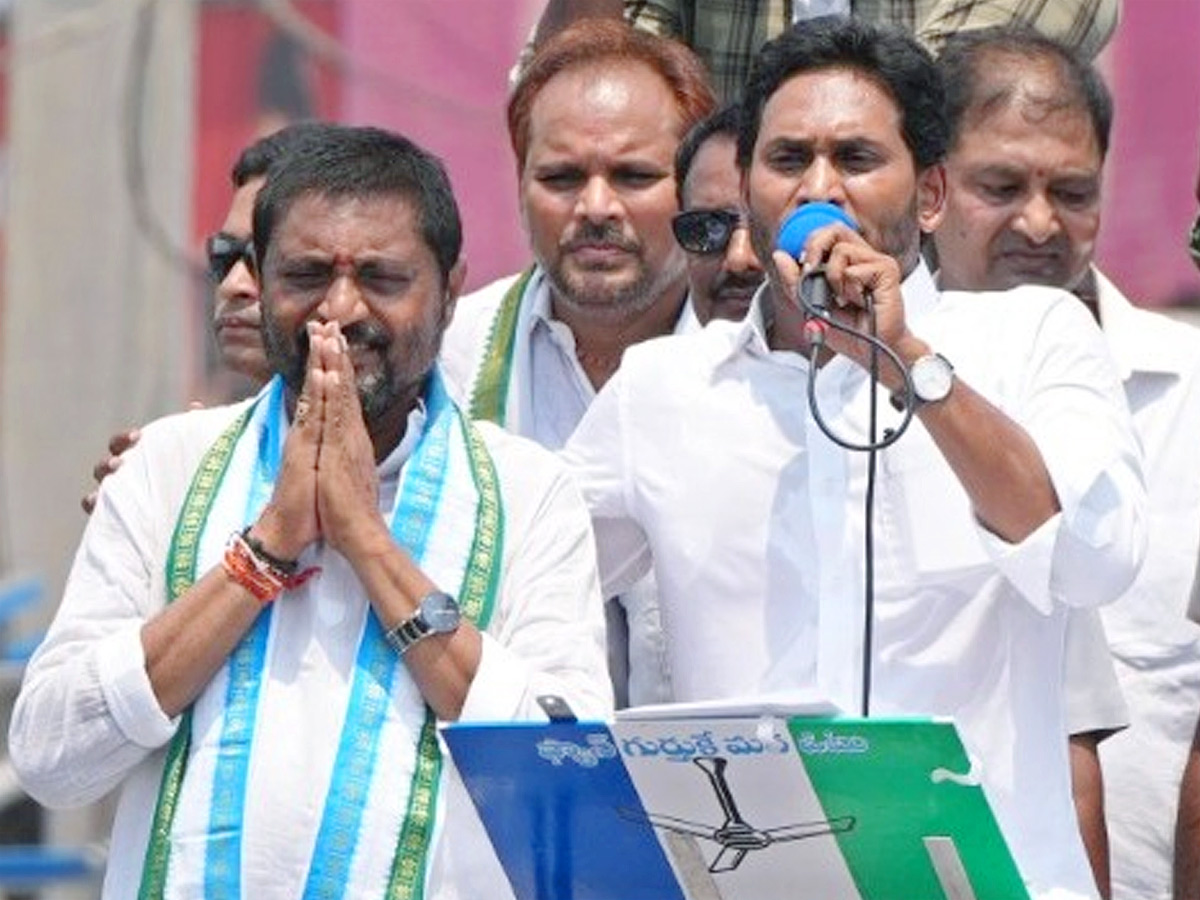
{"left": 384, "top": 591, "right": 461, "bottom": 654}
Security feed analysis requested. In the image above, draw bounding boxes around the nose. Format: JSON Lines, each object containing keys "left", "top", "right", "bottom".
{"left": 798, "top": 156, "right": 846, "bottom": 206}
{"left": 316, "top": 271, "right": 369, "bottom": 327}
{"left": 1014, "top": 192, "right": 1061, "bottom": 245}
{"left": 576, "top": 174, "right": 621, "bottom": 223}
{"left": 724, "top": 225, "right": 762, "bottom": 275}
{"left": 220, "top": 259, "right": 258, "bottom": 303}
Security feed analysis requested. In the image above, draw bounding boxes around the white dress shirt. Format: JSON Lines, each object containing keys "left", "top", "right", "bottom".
{"left": 563, "top": 262, "right": 1146, "bottom": 900}
{"left": 442, "top": 267, "right": 685, "bottom": 706}
{"left": 442, "top": 269, "right": 601, "bottom": 450}
{"left": 1087, "top": 268, "right": 1200, "bottom": 900}
{"left": 9, "top": 397, "right": 611, "bottom": 900}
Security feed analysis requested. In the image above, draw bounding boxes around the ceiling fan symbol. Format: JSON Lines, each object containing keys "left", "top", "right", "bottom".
{"left": 623, "top": 755, "right": 856, "bottom": 873}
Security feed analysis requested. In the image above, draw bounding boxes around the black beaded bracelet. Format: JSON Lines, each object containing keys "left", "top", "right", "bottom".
{"left": 241, "top": 526, "right": 299, "bottom": 576}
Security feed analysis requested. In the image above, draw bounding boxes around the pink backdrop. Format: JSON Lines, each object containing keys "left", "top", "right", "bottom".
{"left": 194, "top": 2, "right": 1200, "bottom": 307}
{"left": 340, "top": 0, "right": 539, "bottom": 292}
{"left": 1097, "top": 0, "right": 1200, "bottom": 305}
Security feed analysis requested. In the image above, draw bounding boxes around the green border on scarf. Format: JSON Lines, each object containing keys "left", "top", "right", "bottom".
{"left": 140, "top": 399, "right": 506, "bottom": 900}
{"left": 385, "top": 415, "right": 504, "bottom": 899}
{"left": 468, "top": 267, "right": 536, "bottom": 426}
{"left": 139, "top": 406, "right": 252, "bottom": 900}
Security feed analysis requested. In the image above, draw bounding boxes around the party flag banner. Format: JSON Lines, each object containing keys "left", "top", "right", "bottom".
{"left": 443, "top": 713, "right": 1029, "bottom": 900}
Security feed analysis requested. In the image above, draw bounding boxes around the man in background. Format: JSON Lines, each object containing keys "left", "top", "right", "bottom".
{"left": 527, "top": 0, "right": 1121, "bottom": 99}
{"left": 672, "top": 103, "right": 765, "bottom": 325}
{"left": 82, "top": 124, "right": 322, "bottom": 513}
{"left": 440, "top": 19, "right": 716, "bottom": 707}
{"left": 1169, "top": 161, "right": 1200, "bottom": 900}
{"left": 934, "top": 29, "right": 1200, "bottom": 900}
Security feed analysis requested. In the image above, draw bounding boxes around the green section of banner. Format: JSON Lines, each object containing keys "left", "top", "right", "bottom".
{"left": 789, "top": 718, "right": 1030, "bottom": 900}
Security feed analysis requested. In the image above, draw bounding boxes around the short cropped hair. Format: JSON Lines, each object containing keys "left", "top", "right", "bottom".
{"left": 938, "top": 25, "right": 1113, "bottom": 159}
{"left": 737, "top": 16, "right": 948, "bottom": 173}
{"left": 252, "top": 124, "right": 462, "bottom": 285}
{"left": 674, "top": 103, "right": 741, "bottom": 204}
{"left": 230, "top": 121, "right": 328, "bottom": 188}
{"left": 508, "top": 18, "right": 716, "bottom": 173}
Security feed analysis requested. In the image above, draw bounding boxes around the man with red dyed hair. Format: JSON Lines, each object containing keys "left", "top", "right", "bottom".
{"left": 441, "top": 19, "right": 716, "bottom": 708}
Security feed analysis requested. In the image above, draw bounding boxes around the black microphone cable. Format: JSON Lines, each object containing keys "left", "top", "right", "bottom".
{"left": 794, "top": 272, "right": 919, "bottom": 717}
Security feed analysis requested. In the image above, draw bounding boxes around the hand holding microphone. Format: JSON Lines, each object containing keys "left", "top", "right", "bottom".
{"left": 775, "top": 201, "right": 859, "bottom": 318}
{"left": 773, "top": 202, "right": 914, "bottom": 381}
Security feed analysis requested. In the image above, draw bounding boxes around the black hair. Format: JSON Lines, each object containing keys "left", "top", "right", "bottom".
{"left": 938, "top": 25, "right": 1112, "bottom": 158}
{"left": 737, "top": 16, "right": 947, "bottom": 172}
{"left": 230, "top": 121, "right": 329, "bottom": 188}
{"left": 675, "top": 103, "right": 742, "bottom": 204}
{"left": 252, "top": 124, "right": 463, "bottom": 284}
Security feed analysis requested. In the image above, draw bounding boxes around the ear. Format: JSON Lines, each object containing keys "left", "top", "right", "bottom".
{"left": 517, "top": 164, "right": 534, "bottom": 240}
{"left": 442, "top": 257, "right": 468, "bottom": 327}
{"left": 917, "top": 163, "right": 947, "bottom": 235}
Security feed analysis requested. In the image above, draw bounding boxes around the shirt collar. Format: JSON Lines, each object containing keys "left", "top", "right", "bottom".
{"left": 677, "top": 296, "right": 703, "bottom": 334}
{"left": 1094, "top": 266, "right": 1193, "bottom": 379}
{"left": 526, "top": 267, "right": 555, "bottom": 331}
{"left": 526, "top": 263, "right": 695, "bottom": 336}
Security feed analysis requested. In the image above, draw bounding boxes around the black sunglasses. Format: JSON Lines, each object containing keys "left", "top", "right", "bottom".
{"left": 672, "top": 208, "right": 746, "bottom": 255}
{"left": 1189, "top": 211, "right": 1200, "bottom": 271}
{"left": 205, "top": 233, "right": 256, "bottom": 284}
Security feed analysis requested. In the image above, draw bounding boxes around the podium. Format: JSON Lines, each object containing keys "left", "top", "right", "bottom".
{"left": 443, "top": 708, "right": 1030, "bottom": 900}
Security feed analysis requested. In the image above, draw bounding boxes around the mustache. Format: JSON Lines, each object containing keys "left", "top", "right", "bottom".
{"left": 713, "top": 271, "right": 766, "bottom": 295}
{"left": 996, "top": 233, "right": 1068, "bottom": 255}
{"left": 562, "top": 222, "right": 639, "bottom": 253}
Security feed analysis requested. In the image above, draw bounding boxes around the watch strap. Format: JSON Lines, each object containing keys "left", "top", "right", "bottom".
{"left": 384, "top": 591, "right": 458, "bottom": 655}
{"left": 384, "top": 615, "right": 431, "bottom": 654}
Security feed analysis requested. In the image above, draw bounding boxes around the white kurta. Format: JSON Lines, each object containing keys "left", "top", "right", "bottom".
{"left": 9, "top": 395, "right": 612, "bottom": 900}
{"left": 562, "top": 262, "right": 1146, "bottom": 900}
{"left": 1087, "top": 269, "right": 1200, "bottom": 900}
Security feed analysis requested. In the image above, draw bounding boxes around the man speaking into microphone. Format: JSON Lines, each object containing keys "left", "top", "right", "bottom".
{"left": 562, "top": 16, "right": 1145, "bottom": 900}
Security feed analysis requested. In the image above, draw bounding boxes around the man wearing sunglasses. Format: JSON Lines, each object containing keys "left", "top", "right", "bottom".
{"left": 673, "top": 104, "right": 765, "bottom": 325}
{"left": 81, "top": 125, "right": 324, "bottom": 514}
{"left": 933, "top": 31, "right": 1200, "bottom": 900}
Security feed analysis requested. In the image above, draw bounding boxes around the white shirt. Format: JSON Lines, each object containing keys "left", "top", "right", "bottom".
{"left": 562, "top": 262, "right": 1146, "bottom": 900}
{"left": 442, "top": 267, "right": 685, "bottom": 706}
{"left": 1089, "top": 269, "right": 1200, "bottom": 900}
{"left": 9, "top": 398, "right": 611, "bottom": 900}
{"left": 442, "top": 268, "right": 600, "bottom": 451}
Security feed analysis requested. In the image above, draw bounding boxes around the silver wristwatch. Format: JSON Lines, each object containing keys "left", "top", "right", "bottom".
{"left": 908, "top": 352, "right": 955, "bottom": 407}
{"left": 384, "top": 591, "right": 461, "bottom": 654}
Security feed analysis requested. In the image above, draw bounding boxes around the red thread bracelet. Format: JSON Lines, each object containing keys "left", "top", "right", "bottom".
{"left": 223, "top": 531, "right": 320, "bottom": 603}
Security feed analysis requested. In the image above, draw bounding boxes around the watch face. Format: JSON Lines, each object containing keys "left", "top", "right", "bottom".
{"left": 912, "top": 354, "right": 953, "bottom": 403}
{"left": 421, "top": 592, "right": 461, "bottom": 634}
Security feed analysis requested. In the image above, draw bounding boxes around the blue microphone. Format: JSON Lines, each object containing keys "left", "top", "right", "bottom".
{"left": 775, "top": 202, "right": 858, "bottom": 314}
